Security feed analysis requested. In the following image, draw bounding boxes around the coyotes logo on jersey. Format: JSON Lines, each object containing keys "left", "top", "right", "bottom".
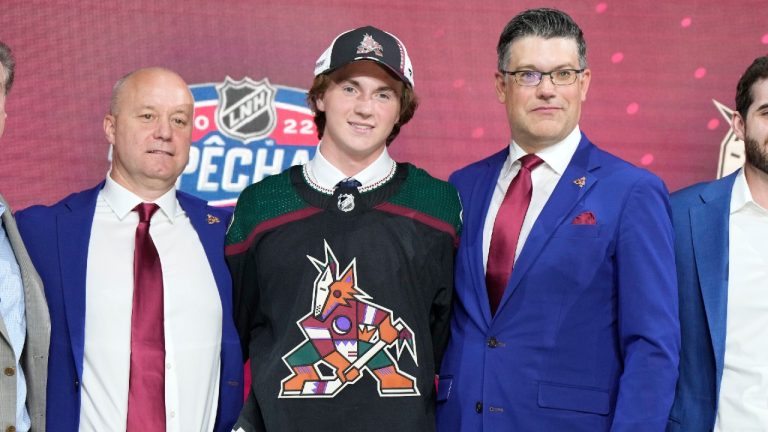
{"left": 279, "top": 241, "right": 419, "bottom": 398}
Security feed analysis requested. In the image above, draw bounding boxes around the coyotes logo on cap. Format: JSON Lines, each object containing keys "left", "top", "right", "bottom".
{"left": 357, "top": 34, "right": 384, "bottom": 57}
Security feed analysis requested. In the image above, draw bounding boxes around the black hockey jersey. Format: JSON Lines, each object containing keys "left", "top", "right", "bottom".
{"left": 226, "top": 163, "right": 461, "bottom": 432}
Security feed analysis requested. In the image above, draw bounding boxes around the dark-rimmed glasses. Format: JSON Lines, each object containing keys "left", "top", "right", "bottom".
{"left": 500, "top": 69, "right": 585, "bottom": 86}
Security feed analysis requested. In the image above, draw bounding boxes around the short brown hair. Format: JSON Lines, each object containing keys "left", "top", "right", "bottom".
{"left": 736, "top": 56, "right": 768, "bottom": 120}
{"left": 0, "top": 41, "right": 16, "bottom": 95}
{"left": 306, "top": 73, "right": 418, "bottom": 146}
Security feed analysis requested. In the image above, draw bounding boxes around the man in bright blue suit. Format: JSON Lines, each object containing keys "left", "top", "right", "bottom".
{"left": 15, "top": 67, "right": 242, "bottom": 431}
{"left": 436, "top": 8, "right": 679, "bottom": 431}
{"left": 667, "top": 56, "right": 768, "bottom": 431}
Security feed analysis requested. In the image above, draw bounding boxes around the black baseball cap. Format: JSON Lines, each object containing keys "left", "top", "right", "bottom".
{"left": 314, "top": 25, "right": 414, "bottom": 88}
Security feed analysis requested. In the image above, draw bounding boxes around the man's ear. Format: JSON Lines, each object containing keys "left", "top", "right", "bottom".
{"left": 732, "top": 111, "right": 747, "bottom": 142}
{"left": 315, "top": 95, "right": 326, "bottom": 113}
{"left": 494, "top": 71, "right": 508, "bottom": 104}
{"left": 104, "top": 114, "right": 116, "bottom": 145}
{"left": 579, "top": 68, "right": 592, "bottom": 102}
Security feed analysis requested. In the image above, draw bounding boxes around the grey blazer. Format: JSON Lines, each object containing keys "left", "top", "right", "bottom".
{"left": 0, "top": 194, "right": 50, "bottom": 431}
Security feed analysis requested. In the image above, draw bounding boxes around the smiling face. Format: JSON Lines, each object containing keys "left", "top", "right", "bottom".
{"left": 495, "top": 36, "right": 590, "bottom": 153}
{"left": 105, "top": 68, "right": 194, "bottom": 200}
{"left": 315, "top": 60, "right": 403, "bottom": 175}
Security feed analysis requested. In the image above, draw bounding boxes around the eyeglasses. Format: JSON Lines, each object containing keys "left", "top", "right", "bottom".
{"left": 500, "top": 68, "right": 585, "bottom": 86}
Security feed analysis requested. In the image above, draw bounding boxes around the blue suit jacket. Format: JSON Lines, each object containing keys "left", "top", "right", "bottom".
{"left": 437, "top": 134, "right": 680, "bottom": 431}
{"left": 666, "top": 171, "right": 737, "bottom": 431}
{"left": 15, "top": 183, "right": 243, "bottom": 432}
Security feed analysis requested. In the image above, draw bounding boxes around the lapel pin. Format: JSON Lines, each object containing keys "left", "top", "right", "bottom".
{"left": 207, "top": 214, "right": 220, "bottom": 224}
{"left": 573, "top": 176, "right": 586, "bottom": 188}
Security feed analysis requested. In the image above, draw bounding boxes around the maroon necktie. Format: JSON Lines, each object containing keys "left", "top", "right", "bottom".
{"left": 127, "top": 203, "right": 166, "bottom": 431}
{"left": 486, "top": 154, "right": 544, "bottom": 316}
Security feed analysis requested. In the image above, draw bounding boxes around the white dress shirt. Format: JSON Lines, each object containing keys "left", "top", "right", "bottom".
{"left": 304, "top": 143, "right": 397, "bottom": 192}
{"left": 79, "top": 177, "right": 222, "bottom": 431}
{"left": 482, "top": 126, "right": 582, "bottom": 270}
{"left": 715, "top": 168, "right": 768, "bottom": 431}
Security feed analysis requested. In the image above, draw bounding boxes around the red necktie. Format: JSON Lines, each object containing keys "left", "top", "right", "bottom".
{"left": 486, "top": 154, "right": 544, "bottom": 316}
{"left": 127, "top": 203, "right": 166, "bottom": 431}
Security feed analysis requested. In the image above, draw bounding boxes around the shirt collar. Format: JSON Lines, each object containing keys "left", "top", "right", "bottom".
{"left": 102, "top": 175, "right": 178, "bottom": 223}
{"left": 306, "top": 143, "right": 395, "bottom": 190}
{"left": 0, "top": 201, "right": 6, "bottom": 217}
{"left": 507, "top": 126, "right": 581, "bottom": 176}
{"left": 730, "top": 167, "right": 768, "bottom": 215}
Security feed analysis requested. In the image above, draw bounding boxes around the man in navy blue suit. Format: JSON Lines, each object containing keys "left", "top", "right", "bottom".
{"left": 15, "top": 67, "right": 242, "bottom": 431}
{"left": 667, "top": 56, "right": 768, "bottom": 431}
{"left": 436, "top": 8, "right": 679, "bottom": 431}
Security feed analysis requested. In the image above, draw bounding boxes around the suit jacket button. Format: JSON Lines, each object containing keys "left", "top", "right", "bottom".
{"left": 3, "top": 367, "right": 15, "bottom": 376}
{"left": 475, "top": 401, "right": 483, "bottom": 413}
{"left": 6, "top": 426, "right": 17, "bottom": 432}
{"left": 487, "top": 337, "right": 498, "bottom": 348}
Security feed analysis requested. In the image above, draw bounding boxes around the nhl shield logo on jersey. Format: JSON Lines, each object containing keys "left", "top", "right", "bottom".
{"left": 337, "top": 193, "right": 355, "bottom": 212}
{"left": 279, "top": 241, "right": 419, "bottom": 398}
{"left": 216, "top": 77, "right": 277, "bottom": 143}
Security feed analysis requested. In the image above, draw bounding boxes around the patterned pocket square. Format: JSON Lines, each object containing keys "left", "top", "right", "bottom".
{"left": 572, "top": 211, "right": 596, "bottom": 225}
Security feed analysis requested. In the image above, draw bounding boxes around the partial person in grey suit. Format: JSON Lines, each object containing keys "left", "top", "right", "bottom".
{"left": 0, "top": 40, "right": 50, "bottom": 432}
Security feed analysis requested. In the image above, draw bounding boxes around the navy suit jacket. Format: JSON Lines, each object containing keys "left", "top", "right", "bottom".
{"left": 437, "top": 134, "right": 680, "bottom": 431}
{"left": 666, "top": 171, "right": 738, "bottom": 431}
{"left": 15, "top": 183, "right": 243, "bottom": 432}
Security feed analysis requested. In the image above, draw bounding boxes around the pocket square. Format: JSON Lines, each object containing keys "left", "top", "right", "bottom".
{"left": 572, "top": 211, "right": 596, "bottom": 225}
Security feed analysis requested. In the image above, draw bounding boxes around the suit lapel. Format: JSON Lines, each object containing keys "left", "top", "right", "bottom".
{"left": 57, "top": 185, "right": 101, "bottom": 379}
{"left": 463, "top": 150, "right": 507, "bottom": 326}
{"left": 177, "top": 192, "right": 227, "bottom": 300}
{"left": 497, "top": 135, "right": 598, "bottom": 314}
{"left": 690, "top": 172, "right": 735, "bottom": 397}
{"left": 0, "top": 198, "right": 49, "bottom": 345}
{"left": 178, "top": 192, "right": 210, "bottom": 260}
{"left": 0, "top": 203, "right": 11, "bottom": 344}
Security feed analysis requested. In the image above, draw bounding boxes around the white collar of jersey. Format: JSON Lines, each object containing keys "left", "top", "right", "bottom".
{"left": 305, "top": 143, "right": 396, "bottom": 192}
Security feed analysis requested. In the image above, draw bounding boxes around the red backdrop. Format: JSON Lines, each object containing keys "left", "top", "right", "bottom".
{"left": 2, "top": 0, "right": 767, "bottom": 209}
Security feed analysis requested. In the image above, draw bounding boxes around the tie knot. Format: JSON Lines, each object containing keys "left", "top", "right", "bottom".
{"left": 336, "top": 178, "right": 362, "bottom": 189}
{"left": 519, "top": 154, "right": 544, "bottom": 171}
{"left": 133, "top": 202, "right": 160, "bottom": 223}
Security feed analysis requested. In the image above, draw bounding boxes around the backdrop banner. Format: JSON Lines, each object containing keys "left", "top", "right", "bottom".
{"left": 2, "top": 0, "right": 767, "bottom": 209}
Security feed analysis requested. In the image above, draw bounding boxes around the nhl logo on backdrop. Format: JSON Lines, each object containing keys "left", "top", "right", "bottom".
{"left": 216, "top": 77, "right": 277, "bottom": 143}
{"left": 170, "top": 77, "right": 319, "bottom": 206}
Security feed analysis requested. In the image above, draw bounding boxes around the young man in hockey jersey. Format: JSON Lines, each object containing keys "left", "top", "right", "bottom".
{"left": 226, "top": 26, "right": 462, "bottom": 432}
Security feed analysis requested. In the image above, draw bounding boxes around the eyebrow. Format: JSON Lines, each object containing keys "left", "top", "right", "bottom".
{"left": 137, "top": 104, "right": 192, "bottom": 114}
{"left": 342, "top": 77, "right": 397, "bottom": 93}
{"left": 510, "top": 63, "right": 577, "bottom": 71}
{"left": 755, "top": 103, "right": 768, "bottom": 112}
